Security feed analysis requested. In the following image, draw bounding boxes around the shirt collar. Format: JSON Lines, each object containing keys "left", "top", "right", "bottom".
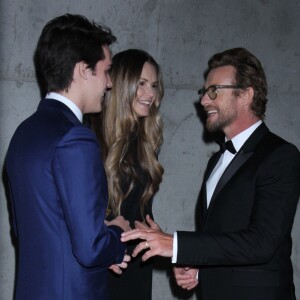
{"left": 45, "top": 92, "right": 83, "bottom": 123}
{"left": 230, "top": 120, "right": 262, "bottom": 152}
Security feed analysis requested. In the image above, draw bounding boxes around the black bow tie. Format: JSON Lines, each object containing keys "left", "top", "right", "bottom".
{"left": 220, "top": 140, "right": 237, "bottom": 154}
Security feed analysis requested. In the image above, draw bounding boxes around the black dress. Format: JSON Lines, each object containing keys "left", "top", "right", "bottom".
{"left": 107, "top": 147, "right": 154, "bottom": 300}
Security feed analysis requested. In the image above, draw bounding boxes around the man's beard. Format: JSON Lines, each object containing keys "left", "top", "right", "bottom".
{"left": 206, "top": 111, "right": 236, "bottom": 133}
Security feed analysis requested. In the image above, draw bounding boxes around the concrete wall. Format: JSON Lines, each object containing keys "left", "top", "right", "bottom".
{"left": 1, "top": 1, "right": 299, "bottom": 299}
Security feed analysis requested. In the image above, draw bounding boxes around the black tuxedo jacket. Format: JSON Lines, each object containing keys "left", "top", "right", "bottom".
{"left": 177, "top": 123, "right": 300, "bottom": 300}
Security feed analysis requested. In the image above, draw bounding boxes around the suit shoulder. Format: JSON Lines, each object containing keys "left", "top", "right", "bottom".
{"left": 255, "top": 131, "right": 300, "bottom": 166}
{"left": 263, "top": 131, "right": 299, "bottom": 153}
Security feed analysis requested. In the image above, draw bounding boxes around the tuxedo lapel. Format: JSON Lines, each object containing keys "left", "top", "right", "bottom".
{"left": 205, "top": 151, "right": 223, "bottom": 182}
{"left": 209, "top": 150, "right": 253, "bottom": 205}
{"left": 201, "top": 151, "right": 223, "bottom": 215}
{"left": 205, "top": 123, "right": 270, "bottom": 214}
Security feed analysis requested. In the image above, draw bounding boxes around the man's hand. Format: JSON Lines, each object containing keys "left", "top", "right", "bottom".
{"left": 121, "top": 225, "right": 173, "bottom": 261}
{"left": 173, "top": 267, "right": 199, "bottom": 290}
{"left": 105, "top": 216, "right": 131, "bottom": 232}
{"left": 109, "top": 254, "right": 131, "bottom": 275}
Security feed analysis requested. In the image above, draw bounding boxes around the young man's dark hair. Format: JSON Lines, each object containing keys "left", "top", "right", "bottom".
{"left": 34, "top": 14, "right": 116, "bottom": 94}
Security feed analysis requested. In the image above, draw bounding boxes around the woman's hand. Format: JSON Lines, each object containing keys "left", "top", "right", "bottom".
{"left": 134, "top": 214, "right": 161, "bottom": 231}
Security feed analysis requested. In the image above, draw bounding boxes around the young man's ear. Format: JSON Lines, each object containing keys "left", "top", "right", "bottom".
{"left": 75, "top": 61, "right": 90, "bottom": 80}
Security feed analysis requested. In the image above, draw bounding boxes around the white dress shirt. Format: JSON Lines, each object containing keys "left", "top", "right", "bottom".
{"left": 172, "top": 120, "right": 262, "bottom": 263}
{"left": 45, "top": 92, "right": 83, "bottom": 123}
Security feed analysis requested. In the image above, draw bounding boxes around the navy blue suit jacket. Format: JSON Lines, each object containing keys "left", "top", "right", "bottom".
{"left": 177, "top": 123, "right": 300, "bottom": 300}
{"left": 6, "top": 98, "right": 126, "bottom": 300}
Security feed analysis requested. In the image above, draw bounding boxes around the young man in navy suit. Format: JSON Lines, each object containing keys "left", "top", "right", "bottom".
{"left": 121, "top": 48, "right": 300, "bottom": 300}
{"left": 6, "top": 14, "right": 130, "bottom": 300}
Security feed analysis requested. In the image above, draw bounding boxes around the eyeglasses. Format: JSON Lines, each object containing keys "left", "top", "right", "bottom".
{"left": 198, "top": 85, "right": 243, "bottom": 100}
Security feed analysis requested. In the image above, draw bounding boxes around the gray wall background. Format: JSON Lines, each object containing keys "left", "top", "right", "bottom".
{"left": 1, "top": 1, "right": 299, "bottom": 299}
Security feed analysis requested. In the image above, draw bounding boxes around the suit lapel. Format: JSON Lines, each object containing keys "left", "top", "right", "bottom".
{"left": 204, "top": 123, "right": 270, "bottom": 215}
{"left": 200, "top": 151, "right": 223, "bottom": 215}
{"left": 209, "top": 151, "right": 253, "bottom": 205}
{"left": 205, "top": 151, "right": 223, "bottom": 182}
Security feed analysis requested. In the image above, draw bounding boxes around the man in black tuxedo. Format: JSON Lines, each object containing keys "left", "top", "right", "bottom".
{"left": 121, "top": 47, "right": 300, "bottom": 300}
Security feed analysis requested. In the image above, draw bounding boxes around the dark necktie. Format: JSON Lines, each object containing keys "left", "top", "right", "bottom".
{"left": 220, "top": 140, "right": 237, "bottom": 154}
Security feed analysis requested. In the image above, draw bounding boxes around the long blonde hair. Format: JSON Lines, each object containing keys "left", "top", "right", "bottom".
{"left": 95, "top": 49, "right": 164, "bottom": 217}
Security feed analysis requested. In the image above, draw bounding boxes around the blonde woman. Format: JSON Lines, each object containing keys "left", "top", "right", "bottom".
{"left": 92, "top": 49, "right": 164, "bottom": 300}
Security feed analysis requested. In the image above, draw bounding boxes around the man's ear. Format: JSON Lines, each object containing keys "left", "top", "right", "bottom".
{"left": 240, "top": 87, "right": 254, "bottom": 106}
{"left": 75, "top": 61, "right": 89, "bottom": 80}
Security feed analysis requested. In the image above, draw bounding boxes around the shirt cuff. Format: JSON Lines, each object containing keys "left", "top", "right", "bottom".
{"left": 172, "top": 231, "right": 178, "bottom": 263}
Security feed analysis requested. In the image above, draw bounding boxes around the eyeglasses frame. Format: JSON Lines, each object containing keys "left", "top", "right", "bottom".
{"left": 198, "top": 85, "right": 243, "bottom": 100}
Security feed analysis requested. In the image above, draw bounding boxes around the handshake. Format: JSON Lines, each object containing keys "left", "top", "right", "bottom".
{"left": 105, "top": 215, "right": 198, "bottom": 291}
{"left": 105, "top": 214, "right": 155, "bottom": 275}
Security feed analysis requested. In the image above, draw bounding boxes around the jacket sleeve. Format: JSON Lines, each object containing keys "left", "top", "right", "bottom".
{"left": 5, "top": 177, "right": 18, "bottom": 238}
{"left": 177, "top": 143, "right": 300, "bottom": 266}
{"left": 52, "top": 126, "right": 125, "bottom": 267}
